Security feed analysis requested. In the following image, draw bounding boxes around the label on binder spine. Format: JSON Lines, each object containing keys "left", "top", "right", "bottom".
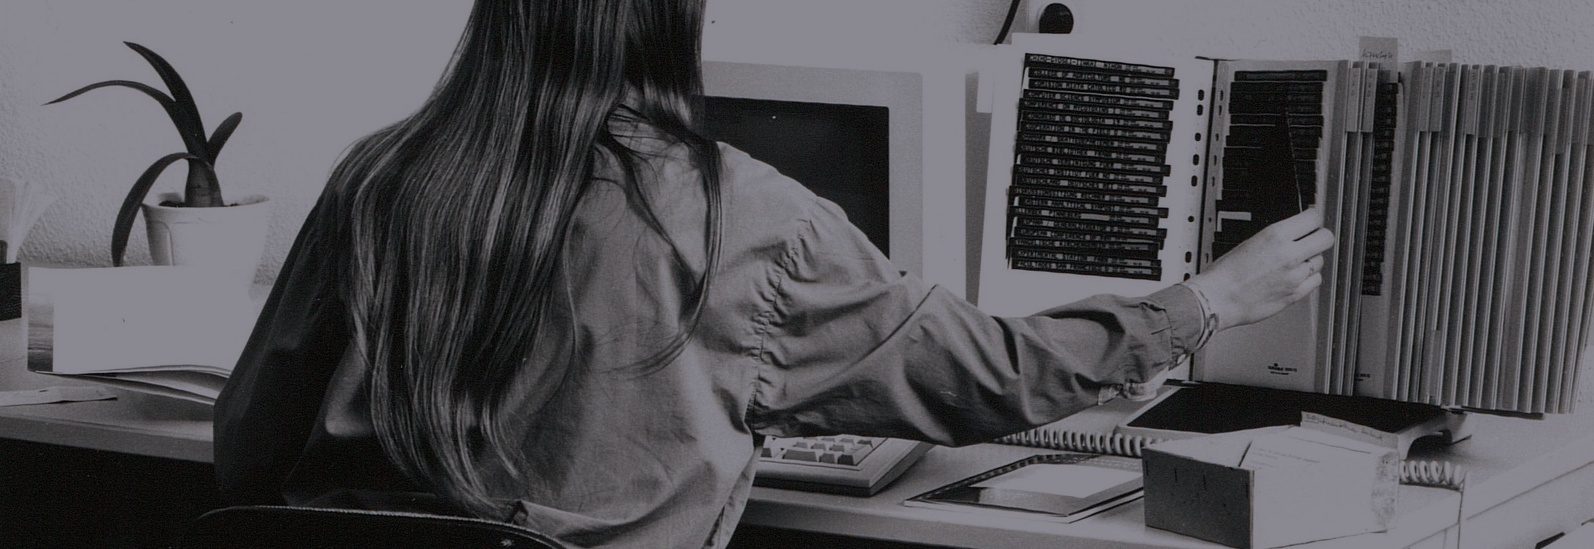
{"left": 1010, "top": 237, "right": 1160, "bottom": 259}
{"left": 1011, "top": 195, "right": 1167, "bottom": 220}
{"left": 1026, "top": 68, "right": 1180, "bottom": 90}
{"left": 1020, "top": 111, "right": 1174, "bottom": 132}
{"left": 1016, "top": 153, "right": 1171, "bottom": 176}
{"left": 1021, "top": 121, "right": 1170, "bottom": 144}
{"left": 1010, "top": 186, "right": 1162, "bottom": 207}
{"left": 1231, "top": 70, "right": 1330, "bottom": 81}
{"left": 1015, "top": 174, "right": 1166, "bottom": 197}
{"left": 1010, "top": 247, "right": 1159, "bottom": 268}
{"left": 1011, "top": 258, "right": 1162, "bottom": 280}
{"left": 1014, "top": 165, "right": 1161, "bottom": 185}
{"left": 1013, "top": 142, "right": 1166, "bottom": 165}
{"left": 1020, "top": 98, "right": 1171, "bottom": 121}
{"left": 1028, "top": 78, "right": 1181, "bottom": 100}
{"left": 1022, "top": 89, "right": 1174, "bottom": 112}
{"left": 1018, "top": 132, "right": 1168, "bottom": 154}
{"left": 1012, "top": 216, "right": 1166, "bottom": 239}
{"left": 1011, "top": 207, "right": 1161, "bottom": 228}
{"left": 1024, "top": 53, "right": 1176, "bottom": 77}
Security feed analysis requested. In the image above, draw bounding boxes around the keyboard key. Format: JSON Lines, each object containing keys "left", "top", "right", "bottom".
{"left": 754, "top": 436, "right": 934, "bottom": 496}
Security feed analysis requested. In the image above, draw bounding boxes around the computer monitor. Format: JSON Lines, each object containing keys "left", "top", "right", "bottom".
{"left": 701, "top": 60, "right": 969, "bottom": 297}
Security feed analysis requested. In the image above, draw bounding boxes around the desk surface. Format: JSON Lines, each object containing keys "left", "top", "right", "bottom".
{"left": 0, "top": 357, "right": 213, "bottom": 462}
{"left": 2, "top": 363, "right": 1591, "bottom": 549}
{"left": 743, "top": 397, "right": 1594, "bottom": 549}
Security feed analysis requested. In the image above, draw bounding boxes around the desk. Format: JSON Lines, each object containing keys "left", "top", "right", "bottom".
{"left": 1, "top": 366, "right": 1591, "bottom": 549}
{"left": 0, "top": 353, "right": 213, "bottom": 462}
{"left": 742, "top": 397, "right": 1594, "bottom": 549}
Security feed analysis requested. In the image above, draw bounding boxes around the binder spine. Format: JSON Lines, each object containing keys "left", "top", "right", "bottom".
{"left": 993, "top": 429, "right": 1163, "bottom": 458}
{"left": 989, "top": 427, "right": 1468, "bottom": 489}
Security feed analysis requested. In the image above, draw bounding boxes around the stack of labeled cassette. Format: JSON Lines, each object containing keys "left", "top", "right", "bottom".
{"left": 1003, "top": 53, "right": 1177, "bottom": 281}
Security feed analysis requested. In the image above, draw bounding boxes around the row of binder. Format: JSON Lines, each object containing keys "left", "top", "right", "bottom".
{"left": 979, "top": 35, "right": 1592, "bottom": 415}
{"left": 1367, "top": 63, "right": 1594, "bottom": 413}
{"left": 1204, "top": 60, "right": 1593, "bottom": 414}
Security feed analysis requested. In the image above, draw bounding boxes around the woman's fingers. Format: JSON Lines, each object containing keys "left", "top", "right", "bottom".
{"left": 1289, "top": 254, "right": 1323, "bottom": 281}
{"left": 1182, "top": 207, "right": 1337, "bottom": 331}
{"left": 1269, "top": 206, "right": 1325, "bottom": 241}
{"left": 1292, "top": 271, "right": 1324, "bottom": 302}
{"left": 1296, "top": 227, "right": 1336, "bottom": 257}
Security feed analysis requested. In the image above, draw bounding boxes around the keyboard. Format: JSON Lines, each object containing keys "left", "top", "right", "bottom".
{"left": 753, "top": 435, "right": 933, "bottom": 496}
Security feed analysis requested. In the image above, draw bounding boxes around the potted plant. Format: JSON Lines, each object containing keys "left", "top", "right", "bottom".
{"left": 47, "top": 41, "right": 269, "bottom": 279}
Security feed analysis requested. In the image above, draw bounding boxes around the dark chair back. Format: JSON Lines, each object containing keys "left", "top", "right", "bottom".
{"left": 178, "top": 505, "right": 565, "bottom": 549}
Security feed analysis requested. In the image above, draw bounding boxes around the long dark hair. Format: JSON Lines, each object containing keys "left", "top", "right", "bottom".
{"left": 334, "top": 0, "right": 722, "bottom": 517}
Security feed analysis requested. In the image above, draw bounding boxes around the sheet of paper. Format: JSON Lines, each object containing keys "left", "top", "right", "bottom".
{"left": 1238, "top": 428, "right": 1380, "bottom": 470}
{"left": 30, "top": 266, "right": 261, "bottom": 375}
{"left": 1300, "top": 412, "right": 1400, "bottom": 449}
{"left": 973, "top": 463, "right": 1139, "bottom": 498}
{"left": 0, "top": 386, "right": 115, "bottom": 407}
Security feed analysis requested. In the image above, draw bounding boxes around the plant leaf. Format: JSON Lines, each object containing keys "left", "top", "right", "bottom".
{"left": 46, "top": 77, "right": 210, "bottom": 168}
{"left": 184, "top": 160, "right": 224, "bottom": 208}
{"left": 208, "top": 112, "right": 243, "bottom": 159}
{"left": 124, "top": 42, "right": 211, "bottom": 161}
{"left": 45, "top": 79, "right": 175, "bottom": 108}
{"left": 114, "top": 152, "right": 200, "bottom": 266}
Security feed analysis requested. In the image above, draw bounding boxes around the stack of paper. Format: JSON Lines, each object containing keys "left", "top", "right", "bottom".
{"left": 27, "top": 266, "right": 263, "bottom": 404}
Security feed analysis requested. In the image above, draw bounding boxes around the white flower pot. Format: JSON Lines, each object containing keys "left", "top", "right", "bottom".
{"left": 141, "top": 193, "right": 271, "bottom": 284}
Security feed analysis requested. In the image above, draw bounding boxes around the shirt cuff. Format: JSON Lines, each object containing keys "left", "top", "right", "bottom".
{"left": 1098, "top": 284, "right": 1208, "bottom": 405}
{"left": 1145, "top": 283, "right": 1209, "bottom": 357}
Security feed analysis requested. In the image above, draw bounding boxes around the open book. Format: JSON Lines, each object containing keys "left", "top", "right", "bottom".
{"left": 27, "top": 266, "right": 263, "bottom": 404}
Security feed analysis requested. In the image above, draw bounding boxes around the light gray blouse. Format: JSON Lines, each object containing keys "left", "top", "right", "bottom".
{"left": 214, "top": 126, "right": 1206, "bottom": 549}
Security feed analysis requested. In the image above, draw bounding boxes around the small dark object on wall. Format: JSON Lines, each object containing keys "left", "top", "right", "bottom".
{"left": 1039, "top": 3, "right": 1075, "bottom": 34}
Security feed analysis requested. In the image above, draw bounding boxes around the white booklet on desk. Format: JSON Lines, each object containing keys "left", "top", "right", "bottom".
{"left": 904, "top": 453, "right": 1144, "bottom": 524}
{"left": 26, "top": 266, "right": 263, "bottom": 405}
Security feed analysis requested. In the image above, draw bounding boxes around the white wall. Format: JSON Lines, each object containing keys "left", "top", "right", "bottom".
{"left": 6, "top": 0, "right": 1592, "bottom": 278}
{"left": 0, "top": 1, "right": 467, "bottom": 275}
{"left": 2, "top": 0, "right": 1592, "bottom": 399}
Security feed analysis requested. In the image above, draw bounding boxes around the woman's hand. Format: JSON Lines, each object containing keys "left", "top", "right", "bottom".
{"left": 1183, "top": 207, "right": 1335, "bottom": 331}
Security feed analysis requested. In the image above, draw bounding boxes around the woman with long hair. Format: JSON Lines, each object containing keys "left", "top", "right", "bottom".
{"left": 214, "top": 1, "right": 1333, "bottom": 548}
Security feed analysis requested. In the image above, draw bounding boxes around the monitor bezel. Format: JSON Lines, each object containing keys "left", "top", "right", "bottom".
{"left": 701, "top": 59, "right": 968, "bottom": 297}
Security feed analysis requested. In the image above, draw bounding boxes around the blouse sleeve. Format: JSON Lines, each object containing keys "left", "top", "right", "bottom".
{"left": 744, "top": 198, "right": 1206, "bottom": 447}
{"left": 213, "top": 187, "right": 353, "bottom": 504}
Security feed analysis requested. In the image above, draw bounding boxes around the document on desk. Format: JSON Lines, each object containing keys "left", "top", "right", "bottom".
{"left": 905, "top": 453, "right": 1143, "bottom": 524}
{"left": 26, "top": 266, "right": 263, "bottom": 404}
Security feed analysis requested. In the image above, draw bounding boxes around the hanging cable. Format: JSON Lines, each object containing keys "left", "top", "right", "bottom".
{"left": 994, "top": 0, "right": 1024, "bottom": 45}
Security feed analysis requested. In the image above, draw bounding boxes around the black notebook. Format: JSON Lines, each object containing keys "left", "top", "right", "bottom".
{"left": 903, "top": 453, "right": 1143, "bottom": 524}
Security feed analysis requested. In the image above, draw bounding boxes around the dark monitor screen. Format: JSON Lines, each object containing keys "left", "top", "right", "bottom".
{"left": 702, "top": 96, "right": 892, "bottom": 257}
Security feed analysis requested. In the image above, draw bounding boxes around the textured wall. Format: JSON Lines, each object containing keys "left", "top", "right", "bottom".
{"left": 5, "top": 0, "right": 1591, "bottom": 281}
{"left": 0, "top": 1, "right": 466, "bottom": 277}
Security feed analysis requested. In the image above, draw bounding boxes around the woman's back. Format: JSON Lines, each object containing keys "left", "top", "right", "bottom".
{"left": 221, "top": 121, "right": 1220, "bottom": 547}
{"left": 215, "top": 2, "right": 1333, "bottom": 548}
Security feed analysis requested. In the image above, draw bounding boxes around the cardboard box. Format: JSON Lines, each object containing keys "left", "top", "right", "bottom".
{"left": 1141, "top": 425, "right": 1400, "bottom": 549}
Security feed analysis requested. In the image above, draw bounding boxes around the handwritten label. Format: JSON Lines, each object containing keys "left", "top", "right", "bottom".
{"left": 1359, "top": 36, "right": 1400, "bottom": 64}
